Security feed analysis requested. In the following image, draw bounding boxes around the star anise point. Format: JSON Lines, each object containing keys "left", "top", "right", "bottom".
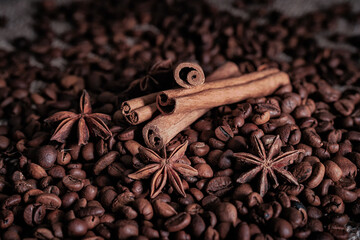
{"left": 128, "top": 140, "right": 198, "bottom": 198}
{"left": 45, "top": 89, "right": 112, "bottom": 146}
{"left": 234, "top": 135, "right": 302, "bottom": 197}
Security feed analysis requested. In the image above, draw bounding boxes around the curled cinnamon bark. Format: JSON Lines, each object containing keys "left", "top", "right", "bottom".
{"left": 206, "top": 62, "right": 240, "bottom": 82}
{"left": 157, "top": 68, "right": 280, "bottom": 115}
{"left": 173, "top": 62, "right": 205, "bottom": 88}
{"left": 143, "top": 109, "right": 209, "bottom": 150}
{"left": 143, "top": 62, "right": 241, "bottom": 150}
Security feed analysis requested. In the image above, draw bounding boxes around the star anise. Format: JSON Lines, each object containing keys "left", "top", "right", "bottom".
{"left": 45, "top": 90, "right": 112, "bottom": 146}
{"left": 128, "top": 141, "right": 198, "bottom": 198}
{"left": 121, "top": 59, "right": 173, "bottom": 94}
{"left": 234, "top": 135, "right": 304, "bottom": 197}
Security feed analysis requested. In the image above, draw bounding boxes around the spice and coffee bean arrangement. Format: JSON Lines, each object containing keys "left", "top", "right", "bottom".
{"left": 1, "top": 0, "right": 360, "bottom": 239}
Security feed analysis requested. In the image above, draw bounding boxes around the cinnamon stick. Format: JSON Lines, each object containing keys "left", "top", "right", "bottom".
{"left": 122, "top": 62, "right": 238, "bottom": 125}
{"left": 157, "top": 71, "right": 289, "bottom": 115}
{"left": 157, "top": 68, "right": 280, "bottom": 114}
{"left": 173, "top": 62, "right": 205, "bottom": 88}
{"left": 143, "top": 109, "right": 209, "bottom": 150}
{"left": 142, "top": 62, "right": 241, "bottom": 150}
{"left": 123, "top": 103, "right": 157, "bottom": 126}
{"left": 121, "top": 92, "right": 157, "bottom": 115}
{"left": 206, "top": 62, "right": 240, "bottom": 82}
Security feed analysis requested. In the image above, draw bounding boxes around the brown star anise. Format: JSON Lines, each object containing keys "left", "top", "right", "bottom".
{"left": 234, "top": 135, "right": 304, "bottom": 197}
{"left": 45, "top": 90, "right": 112, "bottom": 146}
{"left": 128, "top": 141, "right": 198, "bottom": 198}
{"left": 121, "top": 59, "right": 173, "bottom": 94}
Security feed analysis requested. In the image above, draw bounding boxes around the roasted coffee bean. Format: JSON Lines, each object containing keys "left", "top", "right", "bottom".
{"left": 189, "top": 188, "right": 204, "bottom": 201}
{"left": 190, "top": 214, "right": 206, "bottom": 237}
{"left": 62, "top": 175, "right": 84, "bottom": 192}
{"left": 332, "top": 186, "right": 357, "bottom": 203}
{"left": 292, "top": 161, "right": 312, "bottom": 183}
{"left": 205, "top": 176, "right": 233, "bottom": 196}
{"left": 322, "top": 195, "right": 345, "bottom": 214}
{"left": 24, "top": 203, "right": 46, "bottom": 226}
{"left": 81, "top": 185, "right": 98, "bottom": 201}
{"left": 37, "top": 145, "right": 57, "bottom": 169}
{"left": 68, "top": 218, "right": 88, "bottom": 237}
{"left": 329, "top": 213, "right": 349, "bottom": 226}
{"left": 307, "top": 207, "right": 322, "bottom": 221}
{"left": 0, "top": 209, "right": 14, "bottom": 229}
{"left": 215, "top": 125, "right": 234, "bottom": 142}
{"left": 194, "top": 163, "right": 213, "bottom": 178}
{"left": 331, "top": 155, "right": 357, "bottom": 178}
{"left": 305, "top": 162, "right": 325, "bottom": 189}
{"left": 268, "top": 218, "right": 293, "bottom": 238}
{"left": 324, "top": 160, "right": 342, "bottom": 182}
{"left": 190, "top": 142, "right": 210, "bottom": 157}
{"left": 77, "top": 206, "right": 105, "bottom": 218}
{"left": 164, "top": 212, "right": 191, "bottom": 232}
{"left": 214, "top": 202, "right": 237, "bottom": 225}
{"left": 247, "top": 192, "right": 263, "bottom": 208}
{"left": 217, "top": 221, "right": 231, "bottom": 239}
{"left": 218, "top": 149, "right": 233, "bottom": 169}
{"left": 94, "top": 151, "right": 119, "bottom": 175}
{"left": 36, "top": 193, "right": 62, "bottom": 210}
{"left": 208, "top": 137, "right": 225, "bottom": 149}
{"left": 327, "top": 223, "right": 348, "bottom": 240}
{"left": 134, "top": 198, "right": 153, "bottom": 220}
{"left": 303, "top": 188, "right": 321, "bottom": 206}
{"left": 184, "top": 203, "right": 202, "bottom": 216}
{"left": 28, "top": 163, "right": 47, "bottom": 180}
{"left": 302, "top": 128, "right": 323, "bottom": 148}
{"left": 154, "top": 200, "right": 177, "bottom": 218}
{"left": 308, "top": 218, "right": 324, "bottom": 232}
{"left": 204, "top": 226, "right": 220, "bottom": 240}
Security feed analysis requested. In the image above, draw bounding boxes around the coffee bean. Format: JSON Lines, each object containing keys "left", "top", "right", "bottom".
{"left": 134, "top": 198, "right": 153, "bottom": 220}
{"left": 292, "top": 161, "right": 312, "bottom": 183}
{"left": 268, "top": 218, "right": 293, "bottom": 238}
{"left": 322, "top": 195, "right": 345, "bottom": 214}
{"left": 205, "top": 176, "right": 233, "bottom": 196}
{"left": 194, "top": 163, "right": 213, "bottom": 178}
{"left": 68, "top": 218, "right": 88, "bottom": 237}
{"left": 190, "top": 214, "right": 206, "bottom": 237}
{"left": 37, "top": 145, "right": 57, "bottom": 169}
{"left": 247, "top": 192, "right": 263, "bottom": 208}
{"left": 164, "top": 212, "right": 191, "bottom": 232}
{"left": 215, "top": 125, "right": 234, "bottom": 142}
{"left": 331, "top": 155, "right": 357, "bottom": 178}
{"left": 94, "top": 151, "right": 119, "bottom": 175}
{"left": 327, "top": 223, "right": 348, "bottom": 240}
{"left": 0, "top": 209, "right": 14, "bottom": 229}
{"left": 190, "top": 142, "right": 210, "bottom": 157}
{"left": 303, "top": 188, "right": 321, "bottom": 206}
{"left": 332, "top": 186, "right": 357, "bottom": 203}
{"left": 28, "top": 163, "right": 47, "bottom": 180}
{"left": 154, "top": 200, "right": 177, "bottom": 218}
{"left": 36, "top": 193, "right": 62, "bottom": 210}
{"left": 214, "top": 202, "right": 237, "bottom": 225}
{"left": 0, "top": 136, "right": 10, "bottom": 150}
{"left": 305, "top": 162, "right": 325, "bottom": 189}
{"left": 302, "top": 128, "right": 323, "bottom": 148}
{"left": 308, "top": 218, "right": 324, "bottom": 232}
{"left": 62, "top": 175, "right": 84, "bottom": 192}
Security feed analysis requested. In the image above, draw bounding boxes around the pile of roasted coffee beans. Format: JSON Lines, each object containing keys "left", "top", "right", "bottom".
{"left": 0, "top": 0, "right": 360, "bottom": 239}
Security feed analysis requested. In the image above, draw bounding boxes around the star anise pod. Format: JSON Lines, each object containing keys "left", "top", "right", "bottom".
{"left": 234, "top": 135, "right": 304, "bottom": 197}
{"left": 45, "top": 90, "right": 112, "bottom": 146}
{"left": 128, "top": 141, "right": 198, "bottom": 198}
{"left": 121, "top": 59, "right": 173, "bottom": 94}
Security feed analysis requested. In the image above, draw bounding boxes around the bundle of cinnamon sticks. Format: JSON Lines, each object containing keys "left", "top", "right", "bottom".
{"left": 121, "top": 61, "right": 291, "bottom": 150}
